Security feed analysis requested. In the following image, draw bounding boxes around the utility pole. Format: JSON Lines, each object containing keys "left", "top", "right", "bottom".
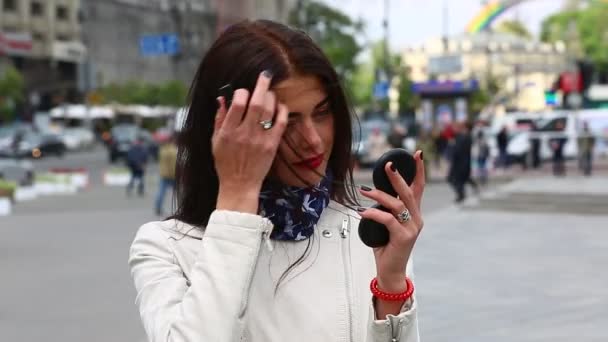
{"left": 383, "top": 0, "right": 390, "bottom": 80}
{"left": 442, "top": 0, "right": 449, "bottom": 53}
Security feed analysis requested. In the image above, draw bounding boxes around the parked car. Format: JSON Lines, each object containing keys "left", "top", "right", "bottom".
{"left": 60, "top": 127, "right": 96, "bottom": 151}
{"left": 107, "top": 124, "right": 159, "bottom": 163}
{"left": 0, "top": 131, "right": 66, "bottom": 159}
{"left": 0, "top": 159, "right": 34, "bottom": 186}
{"left": 352, "top": 119, "right": 392, "bottom": 167}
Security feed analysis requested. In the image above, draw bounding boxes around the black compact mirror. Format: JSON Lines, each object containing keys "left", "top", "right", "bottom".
{"left": 358, "top": 149, "right": 416, "bottom": 248}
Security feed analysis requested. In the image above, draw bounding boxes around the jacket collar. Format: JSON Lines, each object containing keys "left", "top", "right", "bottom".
{"left": 162, "top": 201, "right": 356, "bottom": 240}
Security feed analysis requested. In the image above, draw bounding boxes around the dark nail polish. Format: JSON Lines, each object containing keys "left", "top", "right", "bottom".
{"left": 356, "top": 207, "right": 367, "bottom": 212}
{"left": 390, "top": 163, "right": 397, "bottom": 172}
{"left": 360, "top": 185, "right": 372, "bottom": 192}
{"left": 262, "top": 69, "right": 273, "bottom": 78}
{"left": 420, "top": 151, "right": 424, "bottom": 161}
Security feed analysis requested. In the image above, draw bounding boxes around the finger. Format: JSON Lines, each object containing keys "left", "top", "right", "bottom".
{"left": 269, "top": 102, "right": 288, "bottom": 140}
{"left": 358, "top": 207, "right": 403, "bottom": 236}
{"left": 214, "top": 97, "right": 227, "bottom": 132}
{"left": 244, "top": 70, "right": 273, "bottom": 127}
{"left": 411, "top": 150, "right": 426, "bottom": 204}
{"left": 259, "top": 91, "right": 276, "bottom": 124}
{"left": 359, "top": 186, "right": 406, "bottom": 216}
{"left": 223, "top": 89, "right": 250, "bottom": 129}
{"left": 384, "top": 161, "right": 419, "bottom": 215}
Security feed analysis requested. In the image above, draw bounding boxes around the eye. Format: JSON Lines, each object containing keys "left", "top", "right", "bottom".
{"left": 314, "top": 107, "right": 331, "bottom": 118}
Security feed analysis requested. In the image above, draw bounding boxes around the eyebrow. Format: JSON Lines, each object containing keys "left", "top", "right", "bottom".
{"left": 288, "top": 96, "right": 330, "bottom": 118}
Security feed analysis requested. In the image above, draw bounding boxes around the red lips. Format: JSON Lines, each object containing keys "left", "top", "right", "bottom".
{"left": 294, "top": 153, "right": 324, "bottom": 169}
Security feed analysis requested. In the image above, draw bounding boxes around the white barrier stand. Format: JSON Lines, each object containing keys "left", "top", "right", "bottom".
{"left": 14, "top": 186, "right": 38, "bottom": 202}
{"left": 35, "top": 182, "right": 78, "bottom": 195}
{"left": 0, "top": 197, "right": 11, "bottom": 216}
{"left": 104, "top": 172, "right": 131, "bottom": 186}
{"left": 70, "top": 173, "right": 89, "bottom": 190}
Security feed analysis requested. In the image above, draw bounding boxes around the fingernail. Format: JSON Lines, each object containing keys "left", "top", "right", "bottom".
{"left": 390, "top": 163, "right": 397, "bottom": 172}
{"left": 216, "top": 97, "right": 222, "bottom": 106}
{"left": 262, "top": 69, "right": 273, "bottom": 78}
{"left": 356, "top": 207, "right": 367, "bottom": 212}
{"left": 420, "top": 151, "right": 424, "bottom": 161}
{"left": 360, "top": 185, "right": 372, "bottom": 192}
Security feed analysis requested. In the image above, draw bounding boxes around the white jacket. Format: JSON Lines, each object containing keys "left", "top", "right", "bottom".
{"left": 129, "top": 201, "right": 420, "bottom": 342}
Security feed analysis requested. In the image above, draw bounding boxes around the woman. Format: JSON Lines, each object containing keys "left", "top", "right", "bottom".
{"left": 129, "top": 20, "right": 426, "bottom": 342}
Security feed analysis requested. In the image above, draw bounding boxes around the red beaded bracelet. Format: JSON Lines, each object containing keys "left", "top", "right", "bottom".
{"left": 370, "top": 277, "right": 414, "bottom": 302}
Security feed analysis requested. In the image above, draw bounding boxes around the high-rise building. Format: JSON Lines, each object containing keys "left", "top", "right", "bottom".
{"left": 1, "top": 0, "right": 296, "bottom": 111}
{"left": 79, "top": 0, "right": 297, "bottom": 90}
{"left": 1, "top": 0, "right": 84, "bottom": 108}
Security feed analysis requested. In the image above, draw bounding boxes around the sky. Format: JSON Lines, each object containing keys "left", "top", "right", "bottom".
{"left": 322, "top": 0, "right": 565, "bottom": 50}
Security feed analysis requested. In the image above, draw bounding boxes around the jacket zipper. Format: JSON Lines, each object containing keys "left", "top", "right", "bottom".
{"left": 262, "top": 229, "right": 274, "bottom": 252}
{"left": 340, "top": 218, "right": 354, "bottom": 342}
{"left": 389, "top": 317, "right": 404, "bottom": 341}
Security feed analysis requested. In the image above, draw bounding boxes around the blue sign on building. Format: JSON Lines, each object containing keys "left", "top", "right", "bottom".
{"left": 139, "top": 34, "right": 180, "bottom": 56}
{"left": 373, "top": 81, "right": 390, "bottom": 100}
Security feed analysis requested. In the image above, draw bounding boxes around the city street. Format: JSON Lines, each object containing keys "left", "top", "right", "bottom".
{"left": 2, "top": 0, "right": 608, "bottom": 341}
{"left": 3, "top": 148, "right": 607, "bottom": 341}
{"left": 0, "top": 148, "right": 456, "bottom": 342}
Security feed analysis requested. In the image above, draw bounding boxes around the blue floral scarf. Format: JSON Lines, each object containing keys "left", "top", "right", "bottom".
{"left": 258, "top": 172, "right": 332, "bottom": 241}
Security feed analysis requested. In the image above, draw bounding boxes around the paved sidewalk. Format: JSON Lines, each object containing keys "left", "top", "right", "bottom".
{"left": 415, "top": 175, "right": 608, "bottom": 341}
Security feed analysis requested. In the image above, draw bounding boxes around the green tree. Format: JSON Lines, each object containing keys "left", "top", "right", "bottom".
{"left": 495, "top": 20, "right": 533, "bottom": 39}
{"left": 350, "top": 61, "right": 374, "bottom": 106}
{"left": 157, "top": 80, "right": 188, "bottom": 106}
{"left": 99, "top": 80, "right": 187, "bottom": 106}
{"left": 541, "top": 2, "right": 608, "bottom": 71}
{"left": 396, "top": 68, "right": 418, "bottom": 115}
{"left": 469, "top": 76, "right": 501, "bottom": 117}
{"left": 289, "top": 1, "right": 364, "bottom": 98}
{"left": 0, "top": 66, "right": 25, "bottom": 122}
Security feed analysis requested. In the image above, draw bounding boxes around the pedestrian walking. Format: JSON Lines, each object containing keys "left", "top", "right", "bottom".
{"left": 416, "top": 130, "right": 435, "bottom": 181}
{"left": 550, "top": 121, "right": 567, "bottom": 177}
{"left": 388, "top": 123, "right": 407, "bottom": 149}
{"left": 126, "top": 136, "right": 149, "bottom": 197}
{"left": 496, "top": 126, "right": 509, "bottom": 169}
{"left": 154, "top": 135, "right": 178, "bottom": 216}
{"left": 448, "top": 122, "right": 474, "bottom": 203}
{"left": 474, "top": 130, "right": 490, "bottom": 185}
{"left": 578, "top": 122, "right": 595, "bottom": 176}
{"left": 129, "top": 20, "right": 425, "bottom": 342}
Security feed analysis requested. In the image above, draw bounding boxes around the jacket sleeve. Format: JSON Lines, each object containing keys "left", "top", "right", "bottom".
{"left": 366, "top": 259, "right": 420, "bottom": 342}
{"left": 129, "top": 210, "right": 273, "bottom": 342}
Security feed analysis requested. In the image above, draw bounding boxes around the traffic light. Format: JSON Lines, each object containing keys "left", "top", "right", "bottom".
{"left": 577, "top": 60, "right": 595, "bottom": 91}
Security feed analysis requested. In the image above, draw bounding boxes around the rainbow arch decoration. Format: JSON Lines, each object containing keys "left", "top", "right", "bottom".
{"left": 467, "top": 0, "right": 608, "bottom": 34}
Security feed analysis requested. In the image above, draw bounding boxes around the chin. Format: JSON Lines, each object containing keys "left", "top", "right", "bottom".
{"left": 282, "top": 165, "right": 327, "bottom": 188}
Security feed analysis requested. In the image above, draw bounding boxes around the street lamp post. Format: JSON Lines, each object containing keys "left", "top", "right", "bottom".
{"left": 383, "top": 0, "right": 390, "bottom": 80}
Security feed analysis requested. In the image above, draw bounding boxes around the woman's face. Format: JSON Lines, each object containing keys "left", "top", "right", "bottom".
{"left": 271, "top": 75, "right": 335, "bottom": 187}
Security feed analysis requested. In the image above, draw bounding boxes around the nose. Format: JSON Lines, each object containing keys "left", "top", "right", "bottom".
{"left": 297, "top": 118, "right": 323, "bottom": 152}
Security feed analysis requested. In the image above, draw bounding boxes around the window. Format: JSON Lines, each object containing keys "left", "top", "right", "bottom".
{"left": 31, "top": 1, "right": 44, "bottom": 16}
{"left": 3, "top": 0, "right": 16, "bottom": 11}
{"left": 56, "top": 5, "right": 69, "bottom": 20}
{"left": 32, "top": 32, "right": 45, "bottom": 41}
{"left": 56, "top": 34, "right": 71, "bottom": 41}
{"left": 537, "top": 118, "right": 567, "bottom": 132}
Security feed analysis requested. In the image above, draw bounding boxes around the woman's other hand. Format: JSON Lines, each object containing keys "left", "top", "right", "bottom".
{"left": 358, "top": 150, "right": 426, "bottom": 292}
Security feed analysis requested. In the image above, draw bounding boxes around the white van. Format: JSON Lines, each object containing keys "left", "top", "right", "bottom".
{"left": 507, "top": 109, "right": 608, "bottom": 162}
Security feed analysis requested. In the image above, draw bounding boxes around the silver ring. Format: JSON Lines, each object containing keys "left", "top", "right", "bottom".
{"left": 396, "top": 209, "right": 411, "bottom": 223}
{"left": 259, "top": 119, "right": 273, "bottom": 130}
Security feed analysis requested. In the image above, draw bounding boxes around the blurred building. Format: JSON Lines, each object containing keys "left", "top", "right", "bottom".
{"left": 403, "top": 32, "right": 571, "bottom": 112}
{"left": 81, "top": 0, "right": 296, "bottom": 88}
{"left": 0, "top": 0, "right": 84, "bottom": 109}
{"left": 1, "top": 0, "right": 296, "bottom": 112}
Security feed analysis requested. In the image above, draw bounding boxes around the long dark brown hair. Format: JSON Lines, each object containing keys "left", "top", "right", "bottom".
{"left": 172, "top": 20, "right": 359, "bottom": 229}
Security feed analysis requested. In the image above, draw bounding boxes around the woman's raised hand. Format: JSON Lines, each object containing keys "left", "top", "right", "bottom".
{"left": 213, "top": 71, "right": 289, "bottom": 214}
